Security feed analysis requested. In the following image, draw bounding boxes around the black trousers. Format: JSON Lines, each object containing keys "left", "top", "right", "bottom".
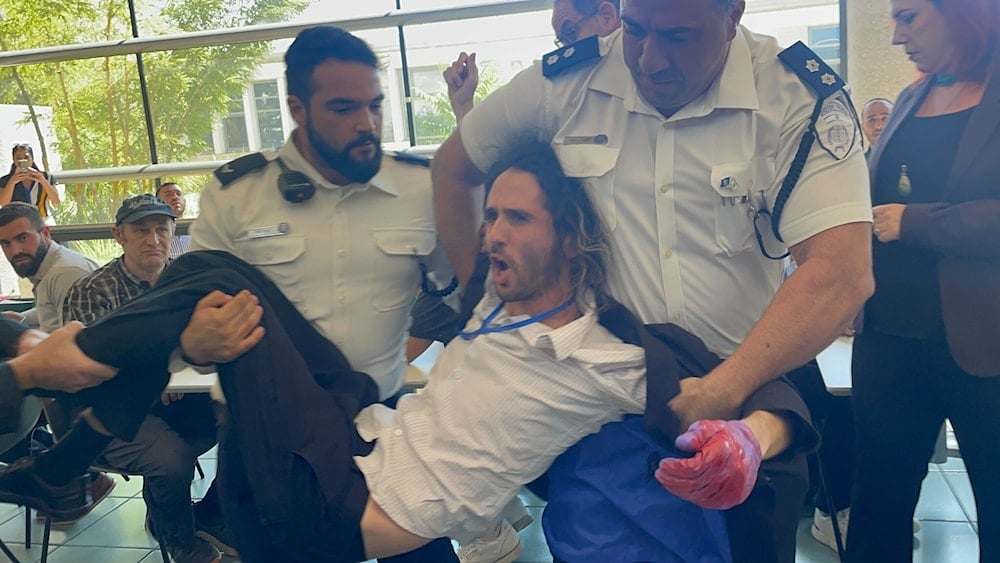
{"left": 848, "top": 331, "right": 1000, "bottom": 563}
{"left": 786, "top": 360, "right": 855, "bottom": 513}
{"left": 71, "top": 250, "right": 457, "bottom": 562}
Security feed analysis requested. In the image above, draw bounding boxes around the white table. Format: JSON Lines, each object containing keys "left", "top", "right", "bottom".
{"left": 815, "top": 336, "right": 854, "bottom": 396}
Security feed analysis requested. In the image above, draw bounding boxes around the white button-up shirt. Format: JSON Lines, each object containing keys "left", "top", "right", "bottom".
{"left": 192, "top": 138, "right": 452, "bottom": 399}
{"left": 353, "top": 288, "right": 645, "bottom": 542}
{"left": 460, "top": 28, "right": 871, "bottom": 356}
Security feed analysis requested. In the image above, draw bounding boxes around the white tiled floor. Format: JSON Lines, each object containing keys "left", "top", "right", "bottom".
{"left": 0, "top": 453, "right": 981, "bottom": 562}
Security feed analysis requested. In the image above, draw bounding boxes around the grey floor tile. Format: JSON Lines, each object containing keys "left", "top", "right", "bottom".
{"left": 795, "top": 516, "right": 842, "bottom": 563}
{"left": 934, "top": 456, "right": 967, "bottom": 472}
{"left": 190, "top": 458, "right": 217, "bottom": 501}
{"left": 46, "top": 545, "right": 154, "bottom": 563}
{"left": 63, "top": 498, "right": 158, "bottom": 549}
{"left": 915, "top": 471, "right": 969, "bottom": 523}
{"left": 0, "top": 497, "right": 128, "bottom": 546}
{"left": 515, "top": 506, "right": 551, "bottom": 562}
{"left": 105, "top": 472, "right": 145, "bottom": 498}
{"left": 913, "top": 521, "right": 979, "bottom": 563}
{"left": 940, "top": 470, "right": 978, "bottom": 524}
{"left": 0, "top": 537, "right": 46, "bottom": 563}
{"left": 0, "top": 503, "right": 24, "bottom": 525}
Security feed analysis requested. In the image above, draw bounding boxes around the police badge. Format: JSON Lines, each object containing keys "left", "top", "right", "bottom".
{"left": 813, "top": 91, "right": 858, "bottom": 160}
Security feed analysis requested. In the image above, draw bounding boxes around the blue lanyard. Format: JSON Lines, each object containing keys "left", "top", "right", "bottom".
{"left": 458, "top": 294, "right": 577, "bottom": 341}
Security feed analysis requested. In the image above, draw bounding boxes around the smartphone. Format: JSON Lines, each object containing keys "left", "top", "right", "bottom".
{"left": 15, "top": 160, "right": 29, "bottom": 173}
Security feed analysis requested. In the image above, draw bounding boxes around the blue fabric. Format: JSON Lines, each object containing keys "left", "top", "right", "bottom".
{"left": 544, "top": 415, "right": 732, "bottom": 563}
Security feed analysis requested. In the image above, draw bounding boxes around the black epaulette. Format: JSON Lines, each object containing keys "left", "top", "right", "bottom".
{"left": 777, "top": 41, "right": 845, "bottom": 101}
{"left": 389, "top": 151, "right": 431, "bottom": 168}
{"left": 542, "top": 34, "right": 602, "bottom": 78}
{"left": 754, "top": 41, "right": 857, "bottom": 257}
{"left": 214, "top": 152, "right": 270, "bottom": 188}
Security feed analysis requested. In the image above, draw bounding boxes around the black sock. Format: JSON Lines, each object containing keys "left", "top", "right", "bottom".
{"left": 34, "top": 420, "right": 112, "bottom": 486}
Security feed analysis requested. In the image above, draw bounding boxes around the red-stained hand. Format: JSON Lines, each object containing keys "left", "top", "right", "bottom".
{"left": 654, "top": 419, "right": 762, "bottom": 510}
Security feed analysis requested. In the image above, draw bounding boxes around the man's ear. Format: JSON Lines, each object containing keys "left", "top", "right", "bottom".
{"left": 287, "top": 95, "right": 307, "bottom": 128}
{"left": 111, "top": 225, "right": 124, "bottom": 245}
{"left": 39, "top": 226, "right": 51, "bottom": 244}
{"left": 727, "top": 1, "right": 746, "bottom": 39}
{"left": 596, "top": 2, "right": 621, "bottom": 36}
{"left": 562, "top": 234, "right": 580, "bottom": 259}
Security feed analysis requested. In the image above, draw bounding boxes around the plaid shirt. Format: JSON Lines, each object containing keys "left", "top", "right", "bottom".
{"left": 62, "top": 256, "right": 155, "bottom": 325}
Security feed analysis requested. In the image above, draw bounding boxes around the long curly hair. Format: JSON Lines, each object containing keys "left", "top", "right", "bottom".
{"left": 484, "top": 142, "right": 611, "bottom": 302}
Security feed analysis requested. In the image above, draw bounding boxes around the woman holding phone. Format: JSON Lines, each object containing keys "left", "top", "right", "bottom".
{"left": 1, "top": 144, "right": 61, "bottom": 225}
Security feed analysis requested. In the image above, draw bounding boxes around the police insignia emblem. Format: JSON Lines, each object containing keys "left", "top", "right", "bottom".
{"left": 821, "top": 73, "right": 837, "bottom": 86}
{"left": 547, "top": 54, "right": 560, "bottom": 66}
{"left": 813, "top": 91, "right": 857, "bottom": 160}
{"left": 564, "top": 46, "right": 576, "bottom": 58}
{"left": 805, "top": 59, "right": 820, "bottom": 73}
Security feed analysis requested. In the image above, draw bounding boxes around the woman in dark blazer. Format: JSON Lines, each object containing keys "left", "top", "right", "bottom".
{"left": 848, "top": 0, "right": 1000, "bottom": 561}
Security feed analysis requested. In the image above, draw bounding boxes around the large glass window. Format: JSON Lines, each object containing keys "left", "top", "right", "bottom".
{"left": 0, "top": 0, "right": 846, "bottom": 233}
{"left": 254, "top": 81, "right": 285, "bottom": 151}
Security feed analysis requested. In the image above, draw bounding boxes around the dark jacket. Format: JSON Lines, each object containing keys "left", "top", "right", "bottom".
{"left": 867, "top": 52, "right": 1000, "bottom": 376}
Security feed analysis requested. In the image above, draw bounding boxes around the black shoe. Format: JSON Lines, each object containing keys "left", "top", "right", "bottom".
{"left": 0, "top": 457, "right": 94, "bottom": 521}
{"left": 195, "top": 518, "right": 239, "bottom": 558}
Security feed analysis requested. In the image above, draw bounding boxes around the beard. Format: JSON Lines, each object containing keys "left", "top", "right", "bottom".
{"left": 11, "top": 241, "right": 47, "bottom": 278}
{"left": 306, "top": 117, "right": 382, "bottom": 184}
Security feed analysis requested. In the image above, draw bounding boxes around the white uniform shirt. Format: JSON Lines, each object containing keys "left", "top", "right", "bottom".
{"left": 353, "top": 288, "right": 645, "bottom": 543}
{"left": 192, "top": 138, "right": 452, "bottom": 399}
{"left": 28, "top": 241, "right": 98, "bottom": 333}
{"left": 460, "top": 28, "right": 872, "bottom": 356}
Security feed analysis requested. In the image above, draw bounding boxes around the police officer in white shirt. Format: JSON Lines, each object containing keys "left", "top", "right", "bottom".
{"left": 187, "top": 26, "right": 457, "bottom": 562}
{"left": 434, "top": 2, "right": 872, "bottom": 560}
{"left": 434, "top": 0, "right": 872, "bottom": 440}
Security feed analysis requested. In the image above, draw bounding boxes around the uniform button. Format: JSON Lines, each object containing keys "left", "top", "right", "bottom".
{"left": 338, "top": 249, "right": 345, "bottom": 256}
{"left": 659, "top": 185, "right": 669, "bottom": 194}
{"left": 673, "top": 313, "right": 682, "bottom": 320}
{"left": 339, "top": 296, "right": 346, "bottom": 304}
{"left": 663, "top": 250, "right": 673, "bottom": 258}
{"left": 393, "top": 429, "right": 403, "bottom": 437}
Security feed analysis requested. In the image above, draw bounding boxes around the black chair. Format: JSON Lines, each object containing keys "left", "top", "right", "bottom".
{"left": 0, "top": 398, "right": 50, "bottom": 563}
{"left": 35, "top": 398, "right": 207, "bottom": 563}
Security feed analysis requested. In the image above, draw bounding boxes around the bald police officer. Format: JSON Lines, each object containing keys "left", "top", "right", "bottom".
{"left": 433, "top": 1, "right": 873, "bottom": 560}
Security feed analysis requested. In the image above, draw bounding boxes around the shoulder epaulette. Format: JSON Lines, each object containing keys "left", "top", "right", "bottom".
{"left": 542, "top": 34, "right": 602, "bottom": 78}
{"left": 390, "top": 151, "right": 431, "bottom": 168}
{"left": 214, "top": 152, "right": 270, "bottom": 188}
{"left": 777, "top": 41, "right": 845, "bottom": 100}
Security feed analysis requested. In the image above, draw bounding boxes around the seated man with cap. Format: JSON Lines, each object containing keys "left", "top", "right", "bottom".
{"left": 57, "top": 194, "right": 225, "bottom": 563}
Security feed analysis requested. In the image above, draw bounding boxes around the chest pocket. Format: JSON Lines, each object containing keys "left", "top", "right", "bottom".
{"left": 709, "top": 159, "right": 773, "bottom": 256}
{"left": 234, "top": 234, "right": 305, "bottom": 289}
{"left": 553, "top": 144, "right": 619, "bottom": 231}
{"left": 371, "top": 227, "right": 437, "bottom": 312}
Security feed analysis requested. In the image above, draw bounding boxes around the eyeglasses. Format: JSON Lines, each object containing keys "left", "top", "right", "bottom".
{"left": 553, "top": 11, "right": 599, "bottom": 48}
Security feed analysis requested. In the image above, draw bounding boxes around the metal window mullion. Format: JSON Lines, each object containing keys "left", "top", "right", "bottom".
{"left": 0, "top": 0, "right": 551, "bottom": 68}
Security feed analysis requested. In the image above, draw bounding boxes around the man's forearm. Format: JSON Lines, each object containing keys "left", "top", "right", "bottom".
{"left": 742, "top": 410, "right": 793, "bottom": 460}
{"left": 431, "top": 131, "right": 485, "bottom": 285}
{"left": 709, "top": 223, "right": 874, "bottom": 405}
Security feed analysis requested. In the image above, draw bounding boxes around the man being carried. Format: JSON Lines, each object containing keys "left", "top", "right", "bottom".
{"left": 0, "top": 144, "right": 811, "bottom": 562}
